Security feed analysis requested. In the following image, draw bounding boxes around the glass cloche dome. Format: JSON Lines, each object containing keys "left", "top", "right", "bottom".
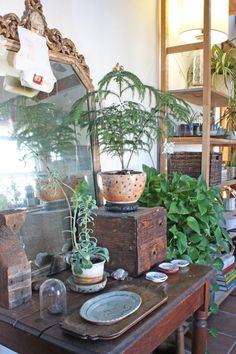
{"left": 40, "top": 278, "right": 67, "bottom": 320}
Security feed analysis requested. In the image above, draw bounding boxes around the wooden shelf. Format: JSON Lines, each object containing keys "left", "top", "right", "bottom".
{"left": 218, "top": 180, "right": 236, "bottom": 188}
{"left": 169, "top": 136, "right": 236, "bottom": 146}
{"left": 168, "top": 88, "right": 229, "bottom": 107}
{"left": 215, "top": 283, "right": 236, "bottom": 306}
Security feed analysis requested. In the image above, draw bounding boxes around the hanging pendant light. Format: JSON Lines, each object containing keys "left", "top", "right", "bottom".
{"left": 179, "top": 0, "right": 229, "bottom": 44}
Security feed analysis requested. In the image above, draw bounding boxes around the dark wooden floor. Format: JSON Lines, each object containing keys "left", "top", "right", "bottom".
{"left": 205, "top": 289, "right": 236, "bottom": 354}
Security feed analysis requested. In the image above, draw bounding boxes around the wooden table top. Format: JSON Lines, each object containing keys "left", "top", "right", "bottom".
{"left": 0, "top": 264, "right": 214, "bottom": 354}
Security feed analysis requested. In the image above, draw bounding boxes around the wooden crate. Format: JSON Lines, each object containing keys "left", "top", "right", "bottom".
{"left": 168, "top": 152, "right": 222, "bottom": 186}
{"left": 93, "top": 207, "right": 167, "bottom": 277}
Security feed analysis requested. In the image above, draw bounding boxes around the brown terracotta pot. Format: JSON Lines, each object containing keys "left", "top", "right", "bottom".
{"left": 36, "top": 175, "right": 82, "bottom": 202}
{"left": 97, "top": 171, "right": 146, "bottom": 204}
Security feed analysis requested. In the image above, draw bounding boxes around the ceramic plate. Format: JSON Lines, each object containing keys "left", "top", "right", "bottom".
{"left": 158, "top": 262, "right": 179, "bottom": 273}
{"left": 145, "top": 271, "right": 168, "bottom": 283}
{"left": 170, "top": 259, "right": 190, "bottom": 268}
{"left": 79, "top": 291, "right": 142, "bottom": 325}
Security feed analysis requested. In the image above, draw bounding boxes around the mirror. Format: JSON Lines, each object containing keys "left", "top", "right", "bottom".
{"left": 0, "top": 0, "right": 101, "bottom": 275}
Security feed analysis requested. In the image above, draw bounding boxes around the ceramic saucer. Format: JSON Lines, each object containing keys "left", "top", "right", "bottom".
{"left": 158, "top": 262, "right": 179, "bottom": 274}
{"left": 67, "top": 274, "right": 107, "bottom": 293}
{"left": 145, "top": 271, "right": 168, "bottom": 283}
{"left": 170, "top": 259, "right": 190, "bottom": 268}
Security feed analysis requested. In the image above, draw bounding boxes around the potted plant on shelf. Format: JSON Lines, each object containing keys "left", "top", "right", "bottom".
{"left": 225, "top": 151, "right": 236, "bottom": 180}
{"left": 63, "top": 180, "right": 109, "bottom": 284}
{"left": 211, "top": 44, "right": 236, "bottom": 98}
{"left": 178, "top": 109, "right": 202, "bottom": 136}
{"left": 69, "top": 64, "right": 191, "bottom": 210}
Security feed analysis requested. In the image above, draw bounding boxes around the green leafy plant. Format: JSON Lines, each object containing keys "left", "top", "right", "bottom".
{"left": 211, "top": 44, "right": 236, "bottom": 92}
{"left": 226, "top": 150, "right": 236, "bottom": 167}
{"left": 181, "top": 108, "right": 202, "bottom": 125}
{"left": 69, "top": 65, "right": 191, "bottom": 170}
{"left": 139, "top": 165, "right": 232, "bottom": 266}
{"left": 63, "top": 180, "right": 109, "bottom": 274}
{"left": 220, "top": 101, "right": 236, "bottom": 132}
{"left": 11, "top": 100, "right": 78, "bottom": 162}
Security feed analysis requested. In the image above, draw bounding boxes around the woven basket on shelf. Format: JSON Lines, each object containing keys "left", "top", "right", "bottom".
{"left": 167, "top": 152, "right": 222, "bottom": 186}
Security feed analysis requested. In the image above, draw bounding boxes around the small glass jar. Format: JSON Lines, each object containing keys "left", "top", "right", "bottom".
{"left": 39, "top": 278, "right": 67, "bottom": 320}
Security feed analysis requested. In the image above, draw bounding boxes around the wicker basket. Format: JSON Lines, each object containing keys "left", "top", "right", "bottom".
{"left": 167, "top": 152, "right": 222, "bottom": 186}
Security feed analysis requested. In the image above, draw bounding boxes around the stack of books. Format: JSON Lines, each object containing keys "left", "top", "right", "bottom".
{"left": 216, "top": 254, "right": 236, "bottom": 292}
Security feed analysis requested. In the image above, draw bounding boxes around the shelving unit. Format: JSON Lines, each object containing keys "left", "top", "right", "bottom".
{"left": 218, "top": 179, "right": 236, "bottom": 188}
{"left": 160, "top": 0, "right": 236, "bottom": 304}
{"left": 169, "top": 136, "right": 236, "bottom": 146}
{"left": 169, "top": 88, "right": 229, "bottom": 107}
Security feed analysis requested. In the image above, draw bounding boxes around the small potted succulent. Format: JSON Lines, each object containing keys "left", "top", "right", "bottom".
{"left": 69, "top": 64, "right": 191, "bottom": 210}
{"left": 64, "top": 181, "right": 109, "bottom": 284}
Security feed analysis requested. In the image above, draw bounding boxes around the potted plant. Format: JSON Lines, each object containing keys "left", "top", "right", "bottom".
{"left": 179, "top": 109, "right": 202, "bottom": 136}
{"left": 211, "top": 44, "right": 236, "bottom": 98}
{"left": 225, "top": 151, "right": 236, "bottom": 180}
{"left": 63, "top": 180, "right": 109, "bottom": 284}
{"left": 69, "top": 64, "right": 191, "bottom": 209}
{"left": 139, "top": 165, "right": 232, "bottom": 265}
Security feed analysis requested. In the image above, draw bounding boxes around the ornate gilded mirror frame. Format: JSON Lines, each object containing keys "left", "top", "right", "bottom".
{"left": 0, "top": 0, "right": 101, "bottom": 202}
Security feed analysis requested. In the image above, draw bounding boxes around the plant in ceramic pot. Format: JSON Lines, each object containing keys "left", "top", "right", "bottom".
{"left": 211, "top": 44, "right": 236, "bottom": 98}
{"left": 179, "top": 108, "right": 202, "bottom": 136}
{"left": 225, "top": 151, "right": 236, "bottom": 180}
{"left": 64, "top": 181, "right": 109, "bottom": 284}
{"left": 69, "top": 64, "right": 191, "bottom": 210}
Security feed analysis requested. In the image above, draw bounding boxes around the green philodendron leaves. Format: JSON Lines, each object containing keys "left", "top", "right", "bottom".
{"left": 139, "top": 165, "right": 233, "bottom": 267}
{"left": 187, "top": 216, "right": 201, "bottom": 235}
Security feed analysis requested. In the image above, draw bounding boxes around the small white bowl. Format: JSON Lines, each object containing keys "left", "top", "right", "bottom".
{"left": 158, "top": 262, "right": 179, "bottom": 272}
{"left": 145, "top": 271, "right": 168, "bottom": 283}
{"left": 170, "top": 259, "right": 189, "bottom": 268}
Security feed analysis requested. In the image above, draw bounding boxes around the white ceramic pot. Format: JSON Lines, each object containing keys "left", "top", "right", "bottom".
{"left": 212, "top": 75, "right": 234, "bottom": 97}
{"left": 73, "top": 258, "right": 105, "bottom": 285}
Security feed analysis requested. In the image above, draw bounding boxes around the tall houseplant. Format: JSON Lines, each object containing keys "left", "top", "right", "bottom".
{"left": 69, "top": 64, "right": 191, "bottom": 208}
{"left": 63, "top": 180, "right": 109, "bottom": 284}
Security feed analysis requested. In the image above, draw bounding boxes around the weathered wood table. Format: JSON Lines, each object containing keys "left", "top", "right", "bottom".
{"left": 0, "top": 264, "right": 214, "bottom": 354}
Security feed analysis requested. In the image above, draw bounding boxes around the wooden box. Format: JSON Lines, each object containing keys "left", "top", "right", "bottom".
{"left": 0, "top": 211, "right": 32, "bottom": 309}
{"left": 93, "top": 207, "right": 167, "bottom": 276}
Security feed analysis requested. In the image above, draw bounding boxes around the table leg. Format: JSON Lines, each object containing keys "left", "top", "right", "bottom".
{"left": 191, "top": 309, "right": 208, "bottom": 354}
{"left": 176, "top": 325, "right": 185, "bottom": 354}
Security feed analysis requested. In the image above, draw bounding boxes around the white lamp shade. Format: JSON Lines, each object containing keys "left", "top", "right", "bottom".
{"left": 179, "top": 0, "right": 229, "bottom": 44}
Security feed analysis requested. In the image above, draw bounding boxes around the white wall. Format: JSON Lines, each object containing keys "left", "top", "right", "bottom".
{"left": 0, "top": 0, "right": 157, "bottom": 172}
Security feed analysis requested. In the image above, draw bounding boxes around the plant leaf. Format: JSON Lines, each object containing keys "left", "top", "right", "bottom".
{"left": 187, "top": 216, "right": 201, "bottom": 234}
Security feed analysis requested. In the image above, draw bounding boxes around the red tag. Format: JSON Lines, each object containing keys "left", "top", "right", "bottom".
{"left": 33, "top": 74, "right": 43, "bottom": 85}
